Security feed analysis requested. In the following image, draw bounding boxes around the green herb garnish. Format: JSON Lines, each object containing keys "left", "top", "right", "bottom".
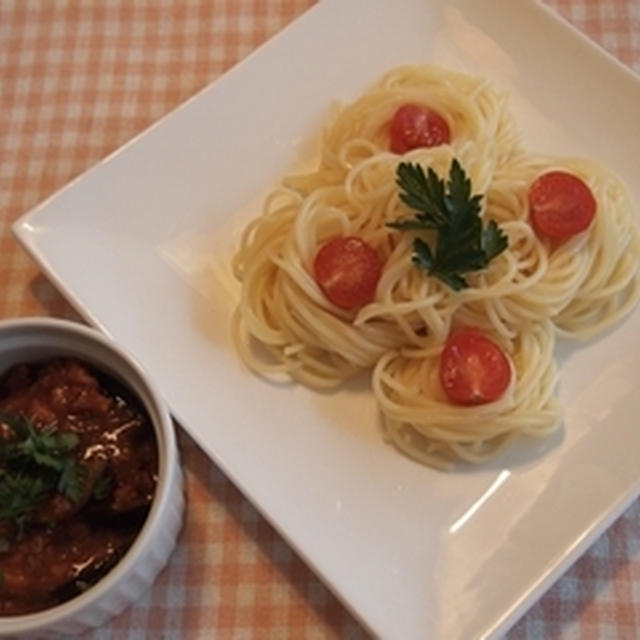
{"left": 387, "top": 159, "right": 508, "bottom": 291}
{"left": 0, "top": 469, "right": 50, "bottom": 531}
{"left": 91, "top": 473, "right": 112, "bottom": 501}
{"left": 57, "top": 459, "right": 87, "bottom": 504}
{"left": 0, "top": 412, "right": 86, "bottom": 536}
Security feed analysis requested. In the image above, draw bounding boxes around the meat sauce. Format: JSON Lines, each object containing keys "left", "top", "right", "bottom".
{"left": 0, "top": 358, "right": 158, "bottom": 616}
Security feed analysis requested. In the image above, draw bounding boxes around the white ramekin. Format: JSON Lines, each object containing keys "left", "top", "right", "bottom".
{"left": 0, "top": 317, "right": 184, "bottom": 638}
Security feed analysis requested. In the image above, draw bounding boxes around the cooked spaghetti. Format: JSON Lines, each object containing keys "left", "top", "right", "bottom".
{"left": 231, "top": 64, "right": 640, "bottom": 469}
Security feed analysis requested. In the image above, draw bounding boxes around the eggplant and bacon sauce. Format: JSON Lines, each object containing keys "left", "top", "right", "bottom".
{"left": 0, "top": 358, "right": 158, "bottom": 615}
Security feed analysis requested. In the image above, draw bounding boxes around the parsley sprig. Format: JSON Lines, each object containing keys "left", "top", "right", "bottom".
{"left": 0, "top": 412, "right": 86, "bottom": 539}
{"left": 387, "top": 159, "right": 508, "bottom": 291}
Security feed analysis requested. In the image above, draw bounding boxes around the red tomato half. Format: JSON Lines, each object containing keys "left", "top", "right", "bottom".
{"left": 313, "top": 236, "right": 382, "bottom": 310}
{"left": 389, "top": 104, "right": 451, "bottom": 153}
{"left": 528, "top": 171, "right": 597, "bottom": 239}
{"left": 439, "top": 329, "right": 511, "bottom": 405}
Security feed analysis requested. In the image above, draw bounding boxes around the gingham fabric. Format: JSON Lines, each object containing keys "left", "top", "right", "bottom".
{"left": 1, "top": 1, "right": 639, "bottom": 638}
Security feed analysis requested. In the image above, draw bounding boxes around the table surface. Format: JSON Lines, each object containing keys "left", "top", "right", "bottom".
{"left": 1, "top": 1, "right": 639, "bottom": 638}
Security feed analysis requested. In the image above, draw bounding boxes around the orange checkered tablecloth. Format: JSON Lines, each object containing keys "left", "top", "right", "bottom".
{"left": 1, "top": 1, "right": 639, "bottom": 638}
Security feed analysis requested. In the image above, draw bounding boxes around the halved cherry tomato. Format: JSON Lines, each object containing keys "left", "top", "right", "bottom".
{"left": 528, "top": 171, "right": 596, "bottom": 239}
{"left": 313, "top": 236, "right": 382, "bottom": 309}
{"left": 389, "top": 104, "right": 451, "bottom": 153}
{"left": 439, "top": 329, "right": 511, "bottom": 405}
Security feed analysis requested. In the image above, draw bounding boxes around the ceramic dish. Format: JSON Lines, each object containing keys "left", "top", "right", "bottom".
{"left": 12, "top": 0, "right": 640, "bottom": 637}
{"left": 0, "top": 318, "right": 184, "bottom": 638}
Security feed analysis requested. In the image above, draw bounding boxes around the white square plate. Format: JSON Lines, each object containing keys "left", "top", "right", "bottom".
{"left": 14, "top": 1, "right": 640, "bottom": 637}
